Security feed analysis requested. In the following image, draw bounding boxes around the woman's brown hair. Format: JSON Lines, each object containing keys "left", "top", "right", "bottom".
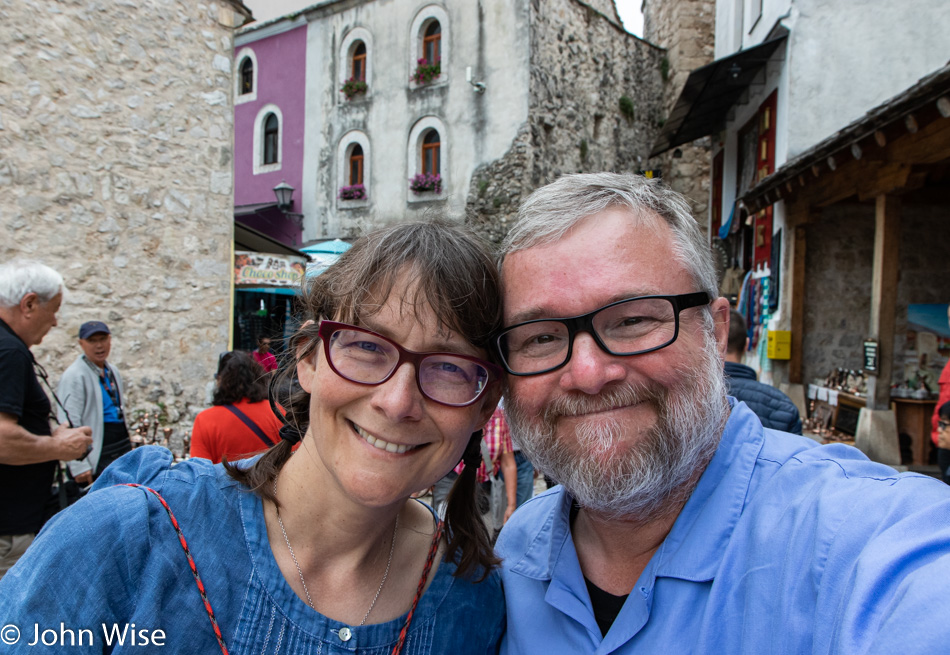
{"left": 226, "top": 219, "right": 503, "bottom": 580}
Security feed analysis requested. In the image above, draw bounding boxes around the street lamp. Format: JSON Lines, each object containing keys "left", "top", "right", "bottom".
{"left": 273, "top": 181, "right": 294, "bottom": 211}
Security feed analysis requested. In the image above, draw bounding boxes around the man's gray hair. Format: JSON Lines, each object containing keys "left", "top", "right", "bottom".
{"left": 501, "top": 172, "right": 719, "bottom": 299}
{"left": 0, "top": 259, "right": 65, "bottom": 308}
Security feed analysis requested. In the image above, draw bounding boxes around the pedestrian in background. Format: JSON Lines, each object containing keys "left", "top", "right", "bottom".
{"left": 0, "top": 260, "right": 91, "bottom": 579}
{"left": 253, "top": 334, "right": 278, "bottom": 373}
{"left": 190, "top": 351, "right": 282, "bottom": 463}
{"left": 57, "top": 321, "right": 132, "bottom": 483}
{"left": 724, "top": 309, "right": 802, "bottom": 434}
{"left": 932, "top": 305, "right": 950, "bottom": 482}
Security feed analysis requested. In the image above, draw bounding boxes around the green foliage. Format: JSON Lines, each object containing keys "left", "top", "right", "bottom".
{"left": 579, "top": 139, "right": 589, "bottom": 163}
{"left": 619, "top": 96, "right": 635, "bottom": 122}
{"left": 340, "top": 77, "right": 368, "bottom": 100}
{"left": 661, "top": 57, "right": 670, "bottom": 82}
{"left": 493, "top": 196, "right": 505, "bottom": 208}
{"left": 478, "top": 179, "right": 490, "bottom": 197}
{"left": 411, "top": 58, "right": 441, "bottom": 85}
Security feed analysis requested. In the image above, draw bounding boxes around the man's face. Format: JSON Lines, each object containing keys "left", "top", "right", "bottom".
{"left": 80, "top": 333, "right": 111, "bottom": 368}
{"left": 259, "top": 338, "right": 272, "bottom": 352}
{"left": 26, "top": 292, "right": 62, "bottom": 347}
{"left": 501, "top": 208, "right": 731, "bottom": 519}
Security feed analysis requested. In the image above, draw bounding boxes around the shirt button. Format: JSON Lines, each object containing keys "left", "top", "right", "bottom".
{"left": 338, "top": 627, "right": 352, "bottom": 642}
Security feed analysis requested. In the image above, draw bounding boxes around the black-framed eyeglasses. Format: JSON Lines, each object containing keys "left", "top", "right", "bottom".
{"left": 495, "top": 292, "right": 711, "bottom": 376}
{"left": 317, "top": 321, "right": 501, "bottom": 407}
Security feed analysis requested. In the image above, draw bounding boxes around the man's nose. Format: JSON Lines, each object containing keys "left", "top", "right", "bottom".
{"left": 559, "top": 332, "right": 627, "bottom": 395}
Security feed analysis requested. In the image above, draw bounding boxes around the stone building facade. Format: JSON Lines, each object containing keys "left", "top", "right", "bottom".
{"left": 0, "top": 0, "right": 251, "bottom": 444}
{"left": 233, "top": 0, "right": 666, "bottom": 247}
{"left": 641, "top": 0, "right": 715, "bottom": 231}
{"left": 467, "top": 0, "right": 665, "bottom": 244}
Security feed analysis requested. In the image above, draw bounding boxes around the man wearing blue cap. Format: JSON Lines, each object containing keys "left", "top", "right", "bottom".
{"left": 56, "top": 321, "right": 132, "bottom": 484}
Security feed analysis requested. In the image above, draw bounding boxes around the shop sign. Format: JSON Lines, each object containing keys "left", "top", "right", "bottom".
{"left": 234, "top": 251, "right": 306, "bottom": 287}
{"left": 863, "top": 339, "right": 879, "bottom": 374}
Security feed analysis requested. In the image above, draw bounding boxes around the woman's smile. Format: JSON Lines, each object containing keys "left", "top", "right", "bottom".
{"left": 350, "top": 420, "right": 424, "bottom": 455}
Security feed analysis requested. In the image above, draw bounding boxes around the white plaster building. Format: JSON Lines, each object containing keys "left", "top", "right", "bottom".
{"left": 654, "top": 0, "right": 950, "bottom": 465}
{"left": 234, "top": 0, "right": 666, "bottom": 244}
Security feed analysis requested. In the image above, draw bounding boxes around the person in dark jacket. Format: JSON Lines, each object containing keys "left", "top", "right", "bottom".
{"left": 725, "top": 310, "right": 802, "bottom": 434}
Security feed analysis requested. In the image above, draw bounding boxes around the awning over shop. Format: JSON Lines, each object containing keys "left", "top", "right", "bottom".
{"left": 651, "top": 30, "right": 788, "bottom": 157}
{"left": 236, "top": 287, "right": 299, "bottom": 296}
{"left": 739, "top": 62, "right": 950, "bottom": 213}
{"left": 234, "top": 221, "right": 305, "bottom": 258}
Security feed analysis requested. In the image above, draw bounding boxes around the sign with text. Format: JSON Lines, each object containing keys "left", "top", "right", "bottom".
{"left": 234, "top": 251, "right": 306, "bottom": 287}
{"left": 863, "top": 339, "right": 879, "bottom": 374}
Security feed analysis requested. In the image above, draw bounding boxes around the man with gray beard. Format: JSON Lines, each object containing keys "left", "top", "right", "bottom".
{"left": 494, "top": 173, "right": 950, "bottom": 654}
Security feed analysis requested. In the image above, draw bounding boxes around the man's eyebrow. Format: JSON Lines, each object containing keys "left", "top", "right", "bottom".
{"left": 505, "top": 291, "right": 660, "bottom": 326}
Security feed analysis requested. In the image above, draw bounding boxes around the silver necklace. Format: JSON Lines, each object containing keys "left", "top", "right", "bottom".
{"left": 272, "top": 478, "right": 398, "bottom": 626}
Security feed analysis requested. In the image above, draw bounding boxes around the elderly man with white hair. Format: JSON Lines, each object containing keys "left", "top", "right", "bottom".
{"left": 0, "top": 259, "right": 92, "bottom": 578}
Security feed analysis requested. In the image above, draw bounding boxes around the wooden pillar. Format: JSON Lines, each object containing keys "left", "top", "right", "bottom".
{"left": 789, "top": 222, "right": 807, "bottom": 384}
{"left": 866, "top": 194, "right": 901, "bottom": 409}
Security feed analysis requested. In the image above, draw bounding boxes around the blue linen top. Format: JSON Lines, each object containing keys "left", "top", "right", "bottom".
{"left": 496, "top": 401, "right": 950, "bottom": 654}
{"left": 0, "top": 447, "right": 504, "bottom": 654}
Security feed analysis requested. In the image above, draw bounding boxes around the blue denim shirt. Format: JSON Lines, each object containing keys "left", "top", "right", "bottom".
{"left": 0, "top": 448, "right": 504, "bottom": 653}
{"left": 497, "top": 401, "right": 950, "bottom": 654}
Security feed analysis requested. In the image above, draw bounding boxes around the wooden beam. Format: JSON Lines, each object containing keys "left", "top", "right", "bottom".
{"left": 789, "top": 222, "right": 808, "bottom": 384}
{"left": 866, "top": 194, "right": 901, "bottom": 410}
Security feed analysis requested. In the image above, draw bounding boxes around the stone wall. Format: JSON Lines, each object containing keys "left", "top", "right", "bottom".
{"left": 642, "top": 0, "right": 715, "bottom": 228}
{"left": 802, "top": 202, "right": 950, "bottom": 387}
{"left": 0, "top": 0, "right": 248, "bottom": 446}
{"left": 466, "top": 0, "right": 665, "bottom": 245}
{"left": 802, "top": 204, "right": 874, "bottom": 385}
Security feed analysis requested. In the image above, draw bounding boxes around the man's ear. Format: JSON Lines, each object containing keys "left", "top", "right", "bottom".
{"left": 710, "top": 297, "right": 731, "bottom": 359}
{"left": 19, "top": 292, "right": 38, "bottom": 316}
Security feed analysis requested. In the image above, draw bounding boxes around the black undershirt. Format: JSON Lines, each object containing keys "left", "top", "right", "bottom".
{"left": 570, "top": 501, "right": 630, "bottom": 636}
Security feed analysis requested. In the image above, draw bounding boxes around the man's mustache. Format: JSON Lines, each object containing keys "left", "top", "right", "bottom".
{"left": 541, "top": 382, "right": 667, "bottom": 424}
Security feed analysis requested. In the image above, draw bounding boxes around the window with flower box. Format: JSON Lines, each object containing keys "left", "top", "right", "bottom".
{"left": 407, "top": 117, "right": 446, "bottom": 201}
{"left": 338, "top": 132, "right": 370, "bottom": 206}
{"left": 409, "top": 6, "right": 449, "bottom": 89}
{"left": 340, "top": 28, "right": 373, "bottom": 102}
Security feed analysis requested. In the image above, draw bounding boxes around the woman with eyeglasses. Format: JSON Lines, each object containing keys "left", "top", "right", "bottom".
{"left": 0, "top": 221, "right": 505, "bottom": 654}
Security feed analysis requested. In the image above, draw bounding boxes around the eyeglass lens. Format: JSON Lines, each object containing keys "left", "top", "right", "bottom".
{"left": 500, "top": 297, "right": 683, "bottom": 374}
{"left": 326, "top": 328, "right": 490, "bottom": 406}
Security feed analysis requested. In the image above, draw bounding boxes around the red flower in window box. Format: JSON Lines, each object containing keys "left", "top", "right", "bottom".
{"left": 411, "top": 58, "right": 441, "bottom": 86}
{"left": 338, "top": 184, "right": 366, "bottom": 200}
{"left": 340, "top": 77, "right": 368, "bottom": 100}
{"left": 409, "top": 173, "right": 441, "bottom": 195}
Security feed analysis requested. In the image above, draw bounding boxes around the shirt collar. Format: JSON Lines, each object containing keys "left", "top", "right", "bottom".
{"left": 507, "top": 400, "right": 766, "bottom": 584}
{"left": 651, "top": 399, "right": 764, "bottom": 582}
{"left": 0, "top": 316, "right": 28, "bottom": 349}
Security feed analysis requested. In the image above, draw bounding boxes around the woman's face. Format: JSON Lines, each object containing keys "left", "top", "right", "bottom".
{"left": 296, "top": 275, "right": 499, "bottom": 508}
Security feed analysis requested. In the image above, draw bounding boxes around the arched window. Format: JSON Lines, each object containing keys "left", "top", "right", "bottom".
{"left": 352, "top": 41, "right": 367, "bottom": 81}
{"left": 422, "top": 130, "right": 440, "bottom": 175}
{"left": 423, "top": 21, "right": 441, "bottom": 64}
{"left": 240, "top": 58, "right": 254, "bottom": 95}
{"left": 349, "top": 144, "right": 364, "bottom": 185}
{"left": 263, "top": 113, "right": 279, "bottom": 165}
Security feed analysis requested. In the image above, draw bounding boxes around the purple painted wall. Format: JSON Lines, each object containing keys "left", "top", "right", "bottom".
{"left": 234, "top": 24, "right": 307, "bottom": 244}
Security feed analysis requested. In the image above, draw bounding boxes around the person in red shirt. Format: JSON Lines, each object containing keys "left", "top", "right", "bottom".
{"left": 252, "top": 335, "right": 278, "bottom": 373}
{"left": 932, "top": 306, "right": 950, "bottom": 483}
{"left": 190, "top": 351, "right": 282, "bottom": 463}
